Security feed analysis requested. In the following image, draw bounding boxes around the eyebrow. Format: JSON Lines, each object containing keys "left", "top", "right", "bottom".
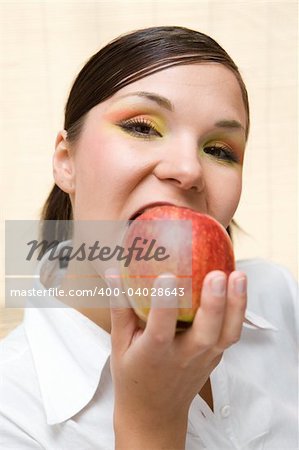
{"left": 116, "top": 91, "right": 174, "bottom": 111}
{"left": 214, "top": 119, "right": 245, "bottom": 132}
{"left": 115, "top": 91, "right": 245, "bottom": 131}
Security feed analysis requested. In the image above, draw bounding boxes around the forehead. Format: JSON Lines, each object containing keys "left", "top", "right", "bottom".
{"left": 103, "top": 63, "right": 247, "bottom": 128}
{"left": 117, "top": 63, "right": 241, "bottom": 93}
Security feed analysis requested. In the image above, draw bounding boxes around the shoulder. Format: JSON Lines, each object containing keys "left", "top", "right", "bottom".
{"left": 0, "top": 323, "right": 30, "bottom": 362}
{"left": 0, "top": 323, "right": 45, "bottom": 447}
{"left": 236, "top": 257, "right": 298, "bottom": 293}
{"left": 236, "top": 258, "right": 298, "bottom": 335}
{"left": 0, "top": 321, "right": 39, "bottom": 393}
{"left": 236, "top": 256, "right": 295, "bottom": 276}
{"left": 0, "top": 322, "right": 29, "bottom": 356}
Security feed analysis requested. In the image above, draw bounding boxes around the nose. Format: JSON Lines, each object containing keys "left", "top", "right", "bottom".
{"left": 153, "top": 139, "right": 204, "bottom": 192}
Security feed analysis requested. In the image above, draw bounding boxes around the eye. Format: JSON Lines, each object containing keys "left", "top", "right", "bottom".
{"left": 117, "top": 118, "right": 162, "bottom": 138}
{"left": 203, "top": 144, "right": 238, "bottom": 163}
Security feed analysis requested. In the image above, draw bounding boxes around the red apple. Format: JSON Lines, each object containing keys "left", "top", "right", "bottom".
{"left": 120, "top": 205, "right": 235, "bottom": 329}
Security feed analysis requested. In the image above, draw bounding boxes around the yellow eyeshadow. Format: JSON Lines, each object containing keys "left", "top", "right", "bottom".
{"left": 149, "top": 115, "right": 166, "bottom": 134}
{"left": 107, "top": 113, "right": 166, "bottom": 136}
{"left": 105, "top": 101, "right": 167, "bottom": 132}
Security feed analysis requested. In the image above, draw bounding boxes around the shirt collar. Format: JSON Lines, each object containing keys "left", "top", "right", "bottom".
{"left": 23, "top": 243, "right": 277, "bottom": 425}
{"left": 244, "top": 310, "right": 278, "bottom": 331}
{"left": 24, "top": 297, "right": 111, "bottom": 425}
{"left": 24, "top": 305, "right": 277, "bottom": 427}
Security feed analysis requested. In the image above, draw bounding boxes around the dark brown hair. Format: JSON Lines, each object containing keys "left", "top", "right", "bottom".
{"left": 41, "top": 25, "right": 250, "bottom": 241}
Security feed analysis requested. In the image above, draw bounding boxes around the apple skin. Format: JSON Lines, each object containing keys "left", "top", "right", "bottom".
{"left": 121, "top": 205, "right": 235, "bottom": 328}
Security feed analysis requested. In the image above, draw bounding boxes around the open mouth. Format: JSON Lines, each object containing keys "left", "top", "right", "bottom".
{"left": 129, "top": 209, "right": 147, "bottom": 221}
{"left": 128, "top": 202, "right": 177, "bottom": 223}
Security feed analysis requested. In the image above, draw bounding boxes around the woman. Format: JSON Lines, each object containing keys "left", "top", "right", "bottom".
{"left": 1, "top": 26, "right": 298, "bottom": 450}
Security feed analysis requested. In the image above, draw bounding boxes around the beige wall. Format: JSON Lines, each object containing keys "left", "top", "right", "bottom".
{"left": 1, "top": 0, "right": 297, "bottom": 339}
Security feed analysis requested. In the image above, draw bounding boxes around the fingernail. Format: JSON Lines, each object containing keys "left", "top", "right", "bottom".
{"left": 234, "top": 277, "right": 247, "bottom": 295}
{"left": 104, "top": 268, "right": 119, "bottom": 288}
{"left": 155, "top": 273, "right": 177, "bottom": 290}
{"left": 152, "top": 274, "right": 177, "bottom": 308}
{"left": 211, "top": 276, "right": 226, "bottom": 296}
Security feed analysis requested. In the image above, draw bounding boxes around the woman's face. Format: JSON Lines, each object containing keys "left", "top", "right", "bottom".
{"left": 55, "top": 64, "right": 247, "bottom": 228}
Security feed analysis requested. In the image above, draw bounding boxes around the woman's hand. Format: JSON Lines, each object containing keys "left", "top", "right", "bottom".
{"left": 105, "top": 268, "right": 247, "bottom": 450}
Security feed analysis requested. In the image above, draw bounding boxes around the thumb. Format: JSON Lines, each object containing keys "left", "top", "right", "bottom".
{"left": 104, "top": 267, "right": 139, "bottom": 352}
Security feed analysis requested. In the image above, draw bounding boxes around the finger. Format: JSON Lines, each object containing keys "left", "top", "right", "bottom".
{"left": 142, "top": 273, "right": 178, "bottom": 348}
{"left": 176, "top": 271, "right": 227, "bottom": 359}
{"left": 105, "top": 267, "right": 139, "bottom": 353}
{"left": 216, "top": 271, "right": 247, "bottom": 351}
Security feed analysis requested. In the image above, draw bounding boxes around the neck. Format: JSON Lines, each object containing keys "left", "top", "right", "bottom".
{"left": 58, "top": 259, "right": 112, "bottom": 332}
{"left": 78, "top": 306, "right": 112, "bottom": 333}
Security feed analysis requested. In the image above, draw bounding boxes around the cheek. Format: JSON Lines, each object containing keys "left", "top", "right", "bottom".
{"left": 77, "top": 133, "right": 106, "bottom": 172}
{"left": 70, "top": 130, "right": 144, "bottom": 218}
{"left": 74, "top": 127, "right": 140, "bottom": 182}
{"left": 70, "top": 136, "right": 114, "bottom": 218}
{"left": 205, "top": 168, "right": 242, "bottom": 226}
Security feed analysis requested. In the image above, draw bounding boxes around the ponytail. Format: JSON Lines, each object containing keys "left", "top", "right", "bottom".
{"left": 40, "top": 184, "right": 73, "bottom": 243}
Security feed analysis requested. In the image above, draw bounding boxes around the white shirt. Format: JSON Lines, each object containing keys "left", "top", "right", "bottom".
{"left": 0, "top": 258, "right": 298, "bottom": 449}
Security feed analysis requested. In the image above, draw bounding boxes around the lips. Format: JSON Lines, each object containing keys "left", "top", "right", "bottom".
{"left": 129, "top": 202, "right": 178, "bottom": 221}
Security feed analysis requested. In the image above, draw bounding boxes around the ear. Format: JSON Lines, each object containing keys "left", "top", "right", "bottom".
{"left": 53, "top": 130, "right": 75, "bottom": 194}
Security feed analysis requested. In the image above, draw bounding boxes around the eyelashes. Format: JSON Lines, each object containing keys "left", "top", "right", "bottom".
{"left": 203, "top": 145, "right": 238, "bottom": 163}
{"left": 116, "top": 117, "right": 238, "bottom": 163}
{"left": 117, "top": 117, "right": 162, "bottom": 138}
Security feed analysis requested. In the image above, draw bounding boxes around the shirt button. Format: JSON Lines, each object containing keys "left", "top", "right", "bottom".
{"left": 220, "top": 405, "right": 230, "bottom": 418}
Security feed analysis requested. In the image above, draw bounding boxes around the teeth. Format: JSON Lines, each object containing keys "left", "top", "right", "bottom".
{"left": 130, "top": 205, "right": 159, "bottom": 222}
{"left": 129, "top": 210, "right": 143, "bottom": 222}
{"left": 133, "top": 211, "right": 143, "bottom": 220}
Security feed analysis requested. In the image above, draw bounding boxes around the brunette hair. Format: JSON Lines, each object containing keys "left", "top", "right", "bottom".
{"left": 41, "top": 25, "right": 250, "bottom": 241}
